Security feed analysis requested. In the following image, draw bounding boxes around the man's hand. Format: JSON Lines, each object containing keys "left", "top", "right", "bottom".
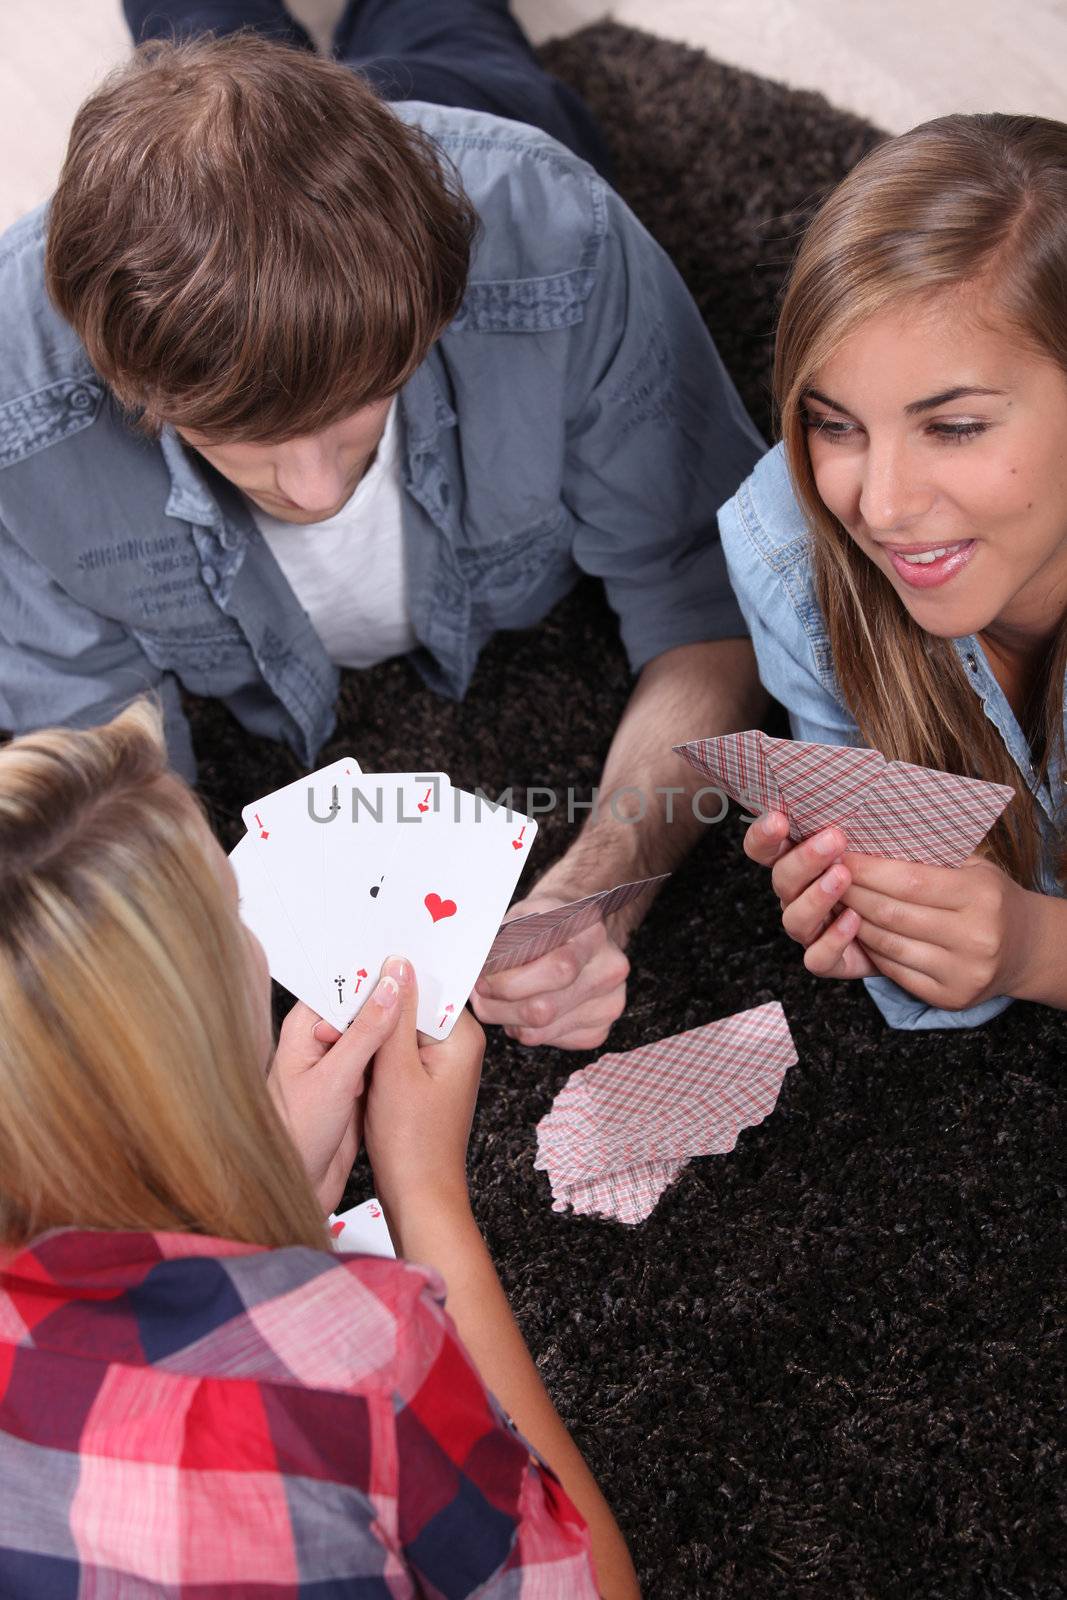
{"left": 471, "top": 892, "right": 629, "bottom": 1050}
{"left": 267, "top": 963, "right": 402, "bottom": 1213}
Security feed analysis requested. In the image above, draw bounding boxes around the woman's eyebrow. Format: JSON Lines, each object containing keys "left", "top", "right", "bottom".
{"left": 801, "top": 387, "right": 856, "bottom": 417}
{"left": 904, "top": 385, "right": 1005, "bottom": 414}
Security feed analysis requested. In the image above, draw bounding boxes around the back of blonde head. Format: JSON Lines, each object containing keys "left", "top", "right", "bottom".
{"left": 0, "top": 700, "right": 328, "bottom": 1251}
{"left": 774, "top": 113, "right": 1067, "bottom": 885}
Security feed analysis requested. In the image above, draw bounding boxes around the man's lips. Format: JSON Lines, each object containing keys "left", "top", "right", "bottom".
{"left": 875, "top": 537, "right": 978, "bottom": 590}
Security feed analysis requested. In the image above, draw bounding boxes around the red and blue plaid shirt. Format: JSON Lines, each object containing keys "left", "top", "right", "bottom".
{"left": 0, "top": 1228, "right": 598, "bottom": 1597}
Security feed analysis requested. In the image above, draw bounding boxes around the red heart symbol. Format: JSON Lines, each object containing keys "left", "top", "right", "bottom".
{"left": 425, "top": 893, "right": 457, "bottom": 923}
{"left": 511, "top": 840, "right": 522, "bottom": 850}
{"left": 417, "top": 802, "right": 429, "bottom": 812}
{"left": 329, "top": 1220, "right": 345, "bottom": 1237}
{"left": 356, "top": 968, "right": 367, "bottom": 979}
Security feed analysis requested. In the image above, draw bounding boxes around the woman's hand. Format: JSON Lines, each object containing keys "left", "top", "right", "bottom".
{"left": 361, "top": 962, "right": 485, "bottom": 1231}
{"left": 744, "top": 811, "right": 875, "bottom": 979}
{"left": 840, "top": 852, "right": 1037, "bottom": 1010}
{"left": 267, "top": 962, "right": 404, "bottom": 1214}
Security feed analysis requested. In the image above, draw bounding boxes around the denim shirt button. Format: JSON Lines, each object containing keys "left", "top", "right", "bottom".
{"left": 966, "top": 652, "right": 978, "bottom": 671}
{"left": 65, "top": 384, "right": 95, "bottom": 413}
{"left": 219, "top": 529, "right": 240, "bottom": 551}
{"left": 201, "top": 564, "right": 217, "bottom": 586}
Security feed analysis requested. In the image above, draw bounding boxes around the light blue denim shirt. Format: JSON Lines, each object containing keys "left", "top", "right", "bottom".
{"left": 0, "top": 102, "right": 764, "bottom": 781}
{"left": 719, "top": 442, "right": 1066, "bottom": 1032}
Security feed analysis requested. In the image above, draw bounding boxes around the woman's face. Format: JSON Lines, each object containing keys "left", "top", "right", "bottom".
{"left": 803, "top": 290, "right": 1067, "bottom": 646}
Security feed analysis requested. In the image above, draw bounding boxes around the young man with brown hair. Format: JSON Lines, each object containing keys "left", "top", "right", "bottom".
{"left": 0, "top": 2, "right": 765, "bottom": 1048}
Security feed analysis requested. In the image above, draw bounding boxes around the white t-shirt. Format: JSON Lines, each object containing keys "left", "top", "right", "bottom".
{"left": 248, "top": 400, "right": 416, "bottom": 669}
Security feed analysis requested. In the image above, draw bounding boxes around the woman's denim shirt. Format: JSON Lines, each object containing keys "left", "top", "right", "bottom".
{"left": 719, "top": 442, "right": 1065, "bottom": 1031}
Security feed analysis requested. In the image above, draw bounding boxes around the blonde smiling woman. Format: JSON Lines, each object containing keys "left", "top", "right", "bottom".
{"left": 719, "top": 112, "right": 1067, "bottom": 1030}
{"left": 0, "top": 700, "right": 638, "bottom": 1598}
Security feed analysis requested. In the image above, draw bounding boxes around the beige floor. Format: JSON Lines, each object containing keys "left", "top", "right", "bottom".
{"left": 0, "top": 1, "right": 1064, "bottom": 231}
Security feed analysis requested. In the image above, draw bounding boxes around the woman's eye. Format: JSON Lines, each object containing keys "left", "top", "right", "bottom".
{"left": 928, "top": 421, "right": 988, "bottom": 443}
{"left": 802, "top": 412, "right": 855, "bottom": 441}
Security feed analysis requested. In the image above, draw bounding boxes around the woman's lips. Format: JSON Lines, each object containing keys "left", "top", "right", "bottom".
{"left": 883, "top": 538, "right": 977, "bottom": 590}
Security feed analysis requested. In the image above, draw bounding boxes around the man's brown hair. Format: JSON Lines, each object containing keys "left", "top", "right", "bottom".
{"left": 45, "top": 33, "right": 478, "bottom": 442}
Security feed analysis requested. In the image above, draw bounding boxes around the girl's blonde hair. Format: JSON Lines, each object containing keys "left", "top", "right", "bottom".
{"left": 774, "top": 112, "right": 1067, "bottom": 886}
{"left": 0, "top": 699, "right": 329, "bottom": 1251}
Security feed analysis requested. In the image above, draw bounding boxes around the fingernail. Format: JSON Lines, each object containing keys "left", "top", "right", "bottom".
{"left": 838, "top": 909, "right": 859, "bottom": 935}
{"left": 383, "top": 956, "right": 410, "bottom": 983}
{"left": 372, "top": 975, "right": 399, "bottom": 1009}
{"left": 820, "top": 865, "right": 845, "bottom": 894}
{"left": 812, "top": 830, "right": 838, "bottom": 856}
{"left": 312, "top": 1021, "right": 333, "bottom": 1043}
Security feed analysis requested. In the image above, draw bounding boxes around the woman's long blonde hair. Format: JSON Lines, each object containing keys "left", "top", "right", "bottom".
{"left": 0, "top": 699, "right": 330, "bottom": 1251}
{"left": 775, "top": 112, "right": 1067, "bottom": 887}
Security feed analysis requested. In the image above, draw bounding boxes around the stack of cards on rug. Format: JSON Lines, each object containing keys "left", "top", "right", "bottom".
{"left": 481, "top": 874, "right": 670, "bottom": 977}
{"left": 328, "top": 1197, "right": 395, "bottom": 1257}
{"left": 535, "top": 1001, "right": 798, "bottom": 1224}
{"left": 675, "top": 730, "right": 1013, "bottom": 866}
{"left": 231, "top": 757, "right": 538, "bottom": 1039}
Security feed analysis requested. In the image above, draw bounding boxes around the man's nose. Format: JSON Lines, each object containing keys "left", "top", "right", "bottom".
{"left": 273, "top": 443, "right": 346, "bottom": 511}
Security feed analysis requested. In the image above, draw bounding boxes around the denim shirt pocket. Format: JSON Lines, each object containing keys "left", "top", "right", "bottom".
{"left": 456, "top": 507, "right": 575, "bottom": 620}
{"left": 129, "top": 620, "right": 256, "bottom": 696}
{"left": 0, "top": 374, "right": 105, "bottom": 468}
{"left": 450, "top": 267, "right": 597, "bottom": 334}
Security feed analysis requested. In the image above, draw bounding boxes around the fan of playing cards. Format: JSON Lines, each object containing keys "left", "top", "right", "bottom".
{"left": 231, "top": 758, "right": 664, "bottom": 1040}
{"left": 675, "top": 730, "right": 1014, "bottom": 866}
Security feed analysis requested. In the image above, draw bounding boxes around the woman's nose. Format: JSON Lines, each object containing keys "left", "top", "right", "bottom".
{"left": 858, "top": 441, "right": 932, "bottom": 532}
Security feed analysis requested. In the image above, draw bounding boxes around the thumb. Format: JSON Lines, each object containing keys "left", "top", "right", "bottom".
{"left": 367, "top": 957, "right": 421, "bottom": 1076}
{"left": 317, "top": 958, "right": 409, "bottom": 1093}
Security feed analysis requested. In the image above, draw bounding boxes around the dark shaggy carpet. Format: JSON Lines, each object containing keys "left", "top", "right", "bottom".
{"left": 192, "top": 24, "right": 1066, "bottom": 1599}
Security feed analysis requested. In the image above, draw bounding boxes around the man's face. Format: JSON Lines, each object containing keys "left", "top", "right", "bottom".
{"left": 177, "top": 396, "right": 394, "bottom": 524}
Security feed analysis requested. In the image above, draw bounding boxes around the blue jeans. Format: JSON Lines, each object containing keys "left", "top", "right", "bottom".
{"left": 122, "top": 0, "right": 612, "bottom": 177}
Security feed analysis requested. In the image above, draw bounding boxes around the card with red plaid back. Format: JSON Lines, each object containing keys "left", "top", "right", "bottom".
{"left": 535, "top": 1001, "right": 798, "bottom": 1224}
{"left": 675, "top": 731, "right": 1012, "bottom": 866}
{"left": 481, "top": 874, "right": 669, "bottom": 977}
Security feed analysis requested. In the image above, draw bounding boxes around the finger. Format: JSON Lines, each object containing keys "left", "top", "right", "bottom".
{"left": 841, "top": 882, "right": 958, "bottom": 950}
{"left": 502, "top": 989, "right": 625, "bottom": 1048}
{"left": 770, "top": 827, "right": 849, "bottom": 905}
{"left": 510, "top": 1025, "right": 614, "bottom": 1053}
{"left": 418, "top": 1007, "right": 487, "bottom": 1080}
{"left": 474, "top": 925, "right": 598, "bottom": 1002}
{"left": 472, "top": 943, "right": 629, "bottom": 1031}
{"left": 802, "top": 908, "right": 875, "bottom": 979}
{"left": 780, "top": 860, "right": 853, "bottom": 946}
{"left": 277, "top": 1001, "right": 339, "bottom": 1066}
{"left": 842, "top": 852, "right": 969, "bottom": 909}
{"left": 321, "top": 956, "right": 409, "bottom": 1092}
{"left": 743, "top": 810, "right": 791, "bottom": 866}
{"left": 850, "top": 917, "right": 950, "bottom": 983}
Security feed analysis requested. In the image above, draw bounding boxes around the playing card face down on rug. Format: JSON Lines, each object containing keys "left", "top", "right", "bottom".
{"left": 675, "top": 730, "right": 1013, "bottom": 866}
{"left": 536, "top": 1001, "right": 798, "bottom": 1224}
{"left": 232, "top": 761, "right": 537, "bottom": 1038}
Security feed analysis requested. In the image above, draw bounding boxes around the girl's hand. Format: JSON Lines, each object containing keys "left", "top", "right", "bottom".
{"left": 362, "top": 962, "right": 486, "bottom": 1228}
{"left": 743, "top": 811, "right": 875, "bottom": 979}
{"left": 267, "top": 962, "right": 403, "bottom": 1214}
{"left": 841, "top": 852, "right": 1036, "bottom": 1010}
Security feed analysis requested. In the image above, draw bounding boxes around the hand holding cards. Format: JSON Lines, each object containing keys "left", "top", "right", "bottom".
{"left": 232, "top": 758, "right": 537, "bottom": 1037}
